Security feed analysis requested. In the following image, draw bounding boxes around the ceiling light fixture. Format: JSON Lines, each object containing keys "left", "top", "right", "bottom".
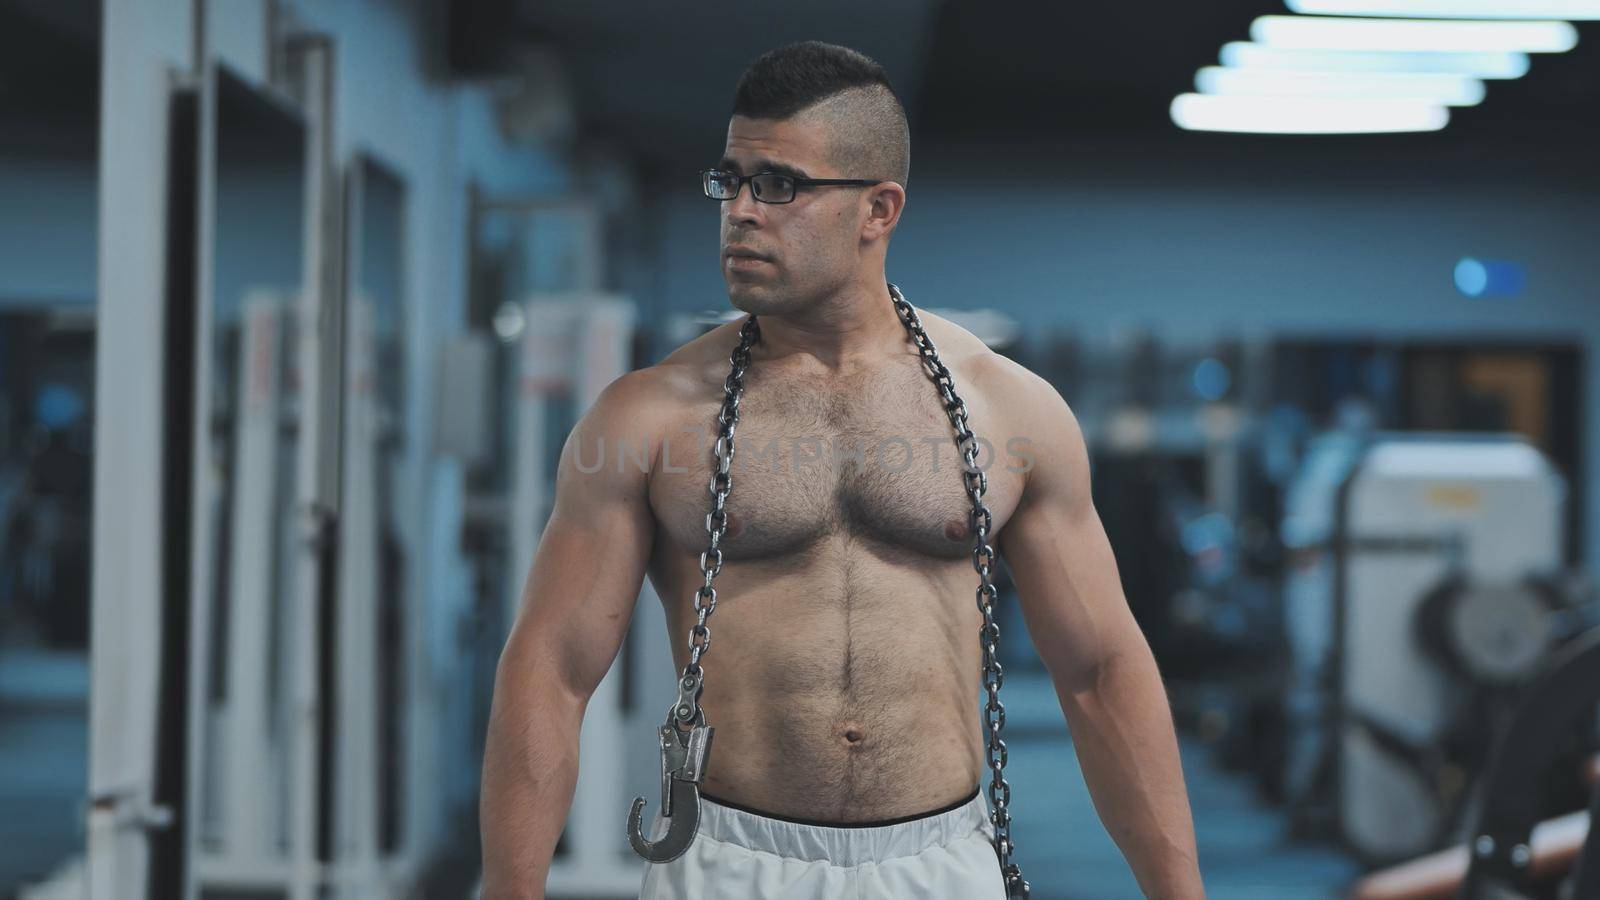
{"left": 1196, "top": 66, "right": 1487, "bottom": 105}
{"left": 1170, "top": 93, "right": 1451, "bottom": 133}
{"left": 1251, "top": 15, "right": 1580, "bottom": 53}
{"left": 1220, "top": 41, "right": 1532, "bottom": 78}
{"left": 1287, "top": 0, "right": 1600, "bottom": 19}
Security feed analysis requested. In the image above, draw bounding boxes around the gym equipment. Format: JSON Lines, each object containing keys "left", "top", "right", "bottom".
{"left": 1413, "top": 575, "right": 1570, "bottom": 688}
{"left": 182, "top": 55, "right": 324, "bottom": 900}
{"left": 1280, "top": 432, "right": 1572, "bottom": 863}
{"left": 1351, "top": 626, "right": 1600, "bottom": 900}
{"left": 0, "top": 311, "right": 95, "bottom": 648}
{"left": 331, "top": 152, "right": 417, "bottom": 887}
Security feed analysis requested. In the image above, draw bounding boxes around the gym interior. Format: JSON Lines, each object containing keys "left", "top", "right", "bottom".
{"left": 2, "top": 1, "right": 1599, "bottom": 898}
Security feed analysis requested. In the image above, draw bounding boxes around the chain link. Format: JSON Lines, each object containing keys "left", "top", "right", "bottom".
{"left": 889, "top": 282, "right": 1025, "bottom": 892}
{"left": 672, "top": 315, "right": 761, "bottom": 729}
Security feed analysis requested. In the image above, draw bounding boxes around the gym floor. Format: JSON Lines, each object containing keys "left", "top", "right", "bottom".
{"left": 0, "top": 649, "right": 89, "bottom": 894}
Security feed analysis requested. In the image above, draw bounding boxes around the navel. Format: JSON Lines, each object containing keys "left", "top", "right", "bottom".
{"left": 840, "top": 724, "right": 867, "bottom": 746}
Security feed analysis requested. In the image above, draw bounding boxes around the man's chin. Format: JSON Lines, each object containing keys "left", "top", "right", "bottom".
{"left": 726, "top": 282, "right": 780, "bottom": 315}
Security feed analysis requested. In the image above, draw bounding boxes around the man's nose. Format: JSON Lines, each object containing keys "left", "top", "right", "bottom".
{"left": 724, "top": 182, "right": 762, "bottom": 226}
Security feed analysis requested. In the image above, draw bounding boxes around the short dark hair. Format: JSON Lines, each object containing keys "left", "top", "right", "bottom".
{"left": 731, "top": 41, "right": 910, "bottom": 187}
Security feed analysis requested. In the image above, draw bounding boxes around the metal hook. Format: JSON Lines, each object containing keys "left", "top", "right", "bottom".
{"left": 627, "top": 719, "right": 714, "bottom": 863}
{"left": 626, "top": 776, "right": 702, "bottom": 863}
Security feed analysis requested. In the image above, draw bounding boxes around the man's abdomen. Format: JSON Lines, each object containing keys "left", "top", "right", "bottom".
{"left": 675, "top": 555, "right": 989, "bottom": 824}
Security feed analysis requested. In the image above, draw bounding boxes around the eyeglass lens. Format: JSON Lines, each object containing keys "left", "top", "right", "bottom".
{"left": 704, "top": 171, "right": 794, "bottom": 203}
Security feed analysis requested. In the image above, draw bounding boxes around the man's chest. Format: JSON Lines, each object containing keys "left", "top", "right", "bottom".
{"left": 649, "top": 362, "right": 1023, "bottom": 562}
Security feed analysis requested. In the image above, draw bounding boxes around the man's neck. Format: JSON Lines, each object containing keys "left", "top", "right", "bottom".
{"left": 753, "top": 280, "right": 906, "bottom": 373}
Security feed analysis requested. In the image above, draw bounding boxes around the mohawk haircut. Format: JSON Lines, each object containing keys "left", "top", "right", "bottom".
{"left": 732, "top": 41, "right": 910, "bottom": 188}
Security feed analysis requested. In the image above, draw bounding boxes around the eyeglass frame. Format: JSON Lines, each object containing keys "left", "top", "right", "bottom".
{"left": 700, "top": 168, "right": 883, "bottom": 205}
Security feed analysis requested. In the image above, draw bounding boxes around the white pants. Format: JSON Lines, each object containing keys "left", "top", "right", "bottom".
{"left": 638, "top": 789, "right": 1007, "bottom": 899}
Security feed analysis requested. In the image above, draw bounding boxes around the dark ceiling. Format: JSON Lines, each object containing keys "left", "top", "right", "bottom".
{"left": 5, "top": 0, "right": 1595, "bottom": 170}
{"left": 513, "top": 0, "right": 1600, "bottom": 172}
{"left": 0, "top": 0, "right": 100, "bottom": 159}
{"left": 916, "top": 0, "right": 1600, "bottom": 138}
{"left": 510, "top": 0, "right": 942, "bottom": 173}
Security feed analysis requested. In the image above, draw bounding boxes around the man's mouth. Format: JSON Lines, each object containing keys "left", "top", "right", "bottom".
{"left": 724, "top": 247, "right": 773, "bottom": 270}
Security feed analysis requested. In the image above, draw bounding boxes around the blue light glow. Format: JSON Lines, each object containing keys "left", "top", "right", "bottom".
{"left": 36, "top": 383, "right": 86, "bottom": 429}
{"left": 1454, "top": 258, "right": 1489, "bottom": 296}
{"left": 1454, "top": 257, "right": 1526, "bottom": 298}
{"left": 1193, "top": 358, "right": 1233, "bottom": 401}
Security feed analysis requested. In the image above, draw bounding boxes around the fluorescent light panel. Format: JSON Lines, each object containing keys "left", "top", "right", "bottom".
{"left": 1196, "top": 66, "right": 1486, "bottom": 105}
{"left": 1220, "top": 41, "right": 1531, "bottom": 77}
{"left": 1171, "top": 93, "right": 1450, "bottom": 133}
{"left": 1288, "top": 0, "right": 1600, "bottom": 19}
{"left": 1252, "top": 15, "right": 1579, "bottom": 53}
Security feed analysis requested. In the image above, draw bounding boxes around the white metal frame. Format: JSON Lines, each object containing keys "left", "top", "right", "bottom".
{"left": 182, "top": 42, "right": 339, "bottom": 900}
{"left": 288, "top": 36, "right": 342, "bottom": 898}
{"left": 87, "top": 1, "right": 198, "bottom": 895}
{"left": 330, "top": 149, "right": 427, "bottom": 899}
{"left": 221, "top": 290, "right": 292, "bottom": 857}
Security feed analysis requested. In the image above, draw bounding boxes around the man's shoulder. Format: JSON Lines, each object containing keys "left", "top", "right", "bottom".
{"left": 915, "top": 308, "right": 1055, "bottom": 402}
{"left": 912, "top": 310, "right": 1081, "bottom": 489}
{"left": 589, "top": 319, "right": 747, "bottom": 423}
{"left": 588, "top": 367, "right": 690, "bottom": 440}
{"left": 655, "top": 316, "right": 752, "bottom": 375}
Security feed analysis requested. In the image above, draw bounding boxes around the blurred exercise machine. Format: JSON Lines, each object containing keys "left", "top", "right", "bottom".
{"left": 1352, "top": 626, "right": 1600, "bottom": 900}
{"left": 170, "top": 50, "right": 442, "bottom": 900}
{"left": 0, "top": 310, "right": 95, "bottom": 648}
{"left": 1032, "top": 331, "right": 1292, "bottom": 773}
{"left": 0, "top": 309, "right": 96, "bottom": 893}
{"left": 201, "top": 292, "right": 299, "bottom": 863}
{"left": 176, "top": 51, "right": 331, "bottom": 900}
{"left": 1279, "top": 432, "right": 1597, "bottom": 864}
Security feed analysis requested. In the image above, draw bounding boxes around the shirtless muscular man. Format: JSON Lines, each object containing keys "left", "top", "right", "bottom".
{"left": 480, "top": 40, "right": 1205, "bottom": 900}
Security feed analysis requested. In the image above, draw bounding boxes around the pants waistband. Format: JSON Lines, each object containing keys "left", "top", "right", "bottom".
{"left": 688, "top": 788, "right": 992, "bottom": 866}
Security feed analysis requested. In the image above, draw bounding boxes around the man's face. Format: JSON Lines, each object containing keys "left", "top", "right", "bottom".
{"left": 717, "top": 114, "right": 863, "bottom": 316}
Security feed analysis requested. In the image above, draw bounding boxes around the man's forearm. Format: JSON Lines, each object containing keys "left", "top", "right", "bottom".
{"left": 480, "top": 665, "right": 584, "bottom": 900}
{"left": 1056, "top": 642, "right": 1205, "bottom": 900}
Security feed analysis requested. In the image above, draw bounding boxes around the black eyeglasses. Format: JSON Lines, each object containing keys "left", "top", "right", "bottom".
{"left": 700, "top": 168, "right": 880, "bottom": 204}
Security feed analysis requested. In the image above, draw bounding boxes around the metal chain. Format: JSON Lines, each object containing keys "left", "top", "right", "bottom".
{"left": 670, "top": 315, "right": 761, "bottom": 729}
{"left": 888, "top": 282, "right": 1027, "bottom": 896}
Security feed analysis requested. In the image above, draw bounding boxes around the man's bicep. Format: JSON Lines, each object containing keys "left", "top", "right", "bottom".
{"left": 502, "top": 383, "right": 658, "bottom": 702}
{"left": 1000, "top": 385, "right": 1140, "bottom": 690}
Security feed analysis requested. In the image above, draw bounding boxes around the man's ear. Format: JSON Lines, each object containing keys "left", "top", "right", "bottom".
{"left": 861, "top": 181, "right": 906, "bottom": 241}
